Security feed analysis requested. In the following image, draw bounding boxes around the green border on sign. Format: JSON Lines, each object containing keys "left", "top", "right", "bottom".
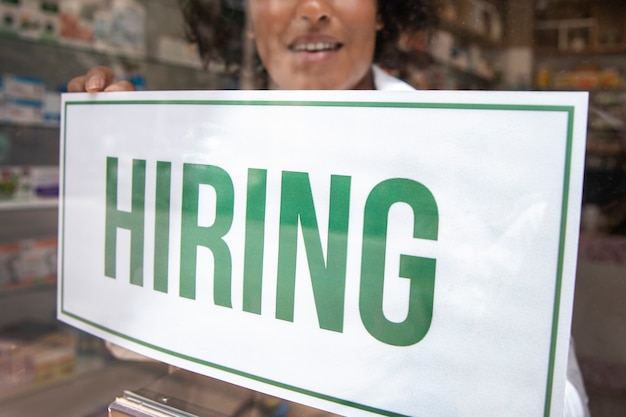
{"left": 60, "top": 99, "right": 576, "bottom": 417}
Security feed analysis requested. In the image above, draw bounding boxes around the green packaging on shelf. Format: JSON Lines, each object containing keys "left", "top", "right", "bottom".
{"left": 39, "top": 0, "right": 60, "bottom": 41}
{"left": 0, "top": 166, "right": 29, "bottom": 200}
{"left": 0, "top": 0, "right": 20, "bottom": 35}
{"left": 0, "top": 166, "right": 19, "bottom": 199}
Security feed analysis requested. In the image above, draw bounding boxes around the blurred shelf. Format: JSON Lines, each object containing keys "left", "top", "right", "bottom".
{"left": 536, "top": 87, "right": 625, "bottom": 93}
{"left": 0, "top": 277, "right": 56, "bottom": 298}
{"left": 438, "top": 61, "right": 496, "bottom": 84}
{"left": 0, "top": 355, "right": 104, "bottom": 404}
{"left": 0, "top": 198, "right": 58, "bottom": 211}
{"left": 439, "top": 20, "right": 501, "bottom": 49}
{"left": 0, "top": 121, "right": 60, "bottom": 130}
{"left": 535, "top": 46, "right": 626, "bottom": 56}
{"left": 0, "top": 33, "right": 204, "bottom": 72}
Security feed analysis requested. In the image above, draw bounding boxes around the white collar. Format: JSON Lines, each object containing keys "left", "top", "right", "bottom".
{"left": 372, "top": 65, "right": 415, "bottom": 91}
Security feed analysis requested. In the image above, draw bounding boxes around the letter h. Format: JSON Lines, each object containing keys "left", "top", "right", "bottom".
{"left": 104, "top": 157, "right": 146, "bottom": 286}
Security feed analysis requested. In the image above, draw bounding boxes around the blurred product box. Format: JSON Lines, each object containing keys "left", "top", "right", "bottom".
{"left": 39, "top": 0, "right": 60, "bottom": 41}
{"left": 58, "top": 0, "right": 146, "bottom": 56}
{"left": 2, "top": 0, "right": 146, "bottom": 56}
{"left": 3, "top": 74, "right": 45, "bottom": 101}
{"left": 31, "top": 165, "right": 59, "bottom": 197}
{"left": 0, "top": 0, "right": 20, "bottom": 34}
{"left": 0, "top": 321, "right": 77, "bottom": 393}
{"left": 13, "top": 237, "right": 57, "bottom": 282}
{"left": 156, "top": 36, "right": 202, "bottom": 69}
{"left": 0, "top": 166, "right": 21, "bottom": 199}
{"left": 2, "top": 73, "right": 45, "bottom": 124}
{"left": 42, "top": 90, "right": 61, "bottom": 123}
{"left": 0, "top": 242, "right": 21, "bottom": 286}
{"left": 99, "top": 0, "right": 146, "bottom": 57}
{"left": 0, "top": 73, "right": 61, "bottom": 124}
{"left": 0, "top": 0, "right": 59, "bottom": 40}
{"left": 16, "top": 0, "right": 43, "bottom": 40}
{"left": 0, "top": 237, "right": 57, "bottom": 287}
{"left": 58, "top": 0, "right": 97, "bottom": 45}
{"left": 0, "top": 166, "right": 59, "bottom": 199}
{"left": 4, "top": 96, "right": 43, "bottom": 123}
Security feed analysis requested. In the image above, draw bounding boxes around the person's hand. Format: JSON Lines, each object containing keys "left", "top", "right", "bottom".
{"left": 67, "top": 66, "right": 136, "bottom": 93}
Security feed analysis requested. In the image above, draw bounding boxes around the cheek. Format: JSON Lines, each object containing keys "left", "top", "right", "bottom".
{"left": 249, "top": 23, "right": 272, "bottom": 67}
{"left": 249, "top": 8, "right": 285, "bottom": 64}
{"left": 344, "top": 10, "right": 380, "bottom": 56}
{"left": 253, "top": 33, "right": 281, "bottom": 73}
{"left": 347, "top": 27, "right": 377, "bottom": 65}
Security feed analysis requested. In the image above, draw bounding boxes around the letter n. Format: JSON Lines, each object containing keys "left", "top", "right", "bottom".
{"left": 276, "top": 172, "right": 351, "bottom": 332}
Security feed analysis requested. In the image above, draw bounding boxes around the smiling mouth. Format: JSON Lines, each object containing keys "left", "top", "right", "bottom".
{"left": 289, "top": 42, "right": 342, "bottom": 52}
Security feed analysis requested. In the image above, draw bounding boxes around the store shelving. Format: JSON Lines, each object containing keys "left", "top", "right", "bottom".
{"left": 531, "top": 85, "right": 626, "bottom": 208}
{"left": 0, "top": 3, "right": 209, "bottom": 411}
{"left": 0, "top": 120, "right": 60, "bottom": 129}
{"left": 0, "top": 277, "right": 56, "bottom": 297}
{"left": 439, "top": 20, "right": 501, "bottom": 49}
{"left": 0, "top": 1, "right": 621, "bottom": 415}
{"left": 0, "top": 198, "right": 58, "bottom": 211}
{"left": 534, "top": 0, "right": 626, "bottom": 54}
{"left": 0, "top": 353, "right": 104, "bottom": 404}
{"left": 532, "top": 0, "right": 626, "bottom": 235}
{"left": 380, "top": 0, "right": 505, "bottom": 90}
{"left": 0, "top": 33, "right": 203, "bottom": 73}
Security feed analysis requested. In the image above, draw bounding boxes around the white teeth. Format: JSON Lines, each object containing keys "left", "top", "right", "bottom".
{"left": 292, "top": 42, "right": 337, "bottom": 52}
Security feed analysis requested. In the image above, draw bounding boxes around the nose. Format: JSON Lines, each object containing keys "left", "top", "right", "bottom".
{"left": 295, "top": 0, "right": 332, "bottom": 25}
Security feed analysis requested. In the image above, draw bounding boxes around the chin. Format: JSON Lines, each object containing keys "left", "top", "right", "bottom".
{"left": 276, "top": 68, "right": 371, "bottom": 90}
{"left": 270, "top": 68, "right": 354, "bottom": 90}
{"left": 281, "top": 78, "right": 355, "bottom": 91}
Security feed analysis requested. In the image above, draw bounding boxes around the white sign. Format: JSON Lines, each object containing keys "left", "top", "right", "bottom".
{"left": 58, "top": 90, "right": 588, "bottom": 417}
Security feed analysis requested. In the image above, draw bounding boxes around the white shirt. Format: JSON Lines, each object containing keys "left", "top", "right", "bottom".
{"left": 372, "top": 65, "right": 415, "bottom": 91}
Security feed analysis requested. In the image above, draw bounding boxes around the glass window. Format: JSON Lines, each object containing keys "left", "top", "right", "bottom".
{"left": 1, "top": 1, "right": 624, "bottom": 416}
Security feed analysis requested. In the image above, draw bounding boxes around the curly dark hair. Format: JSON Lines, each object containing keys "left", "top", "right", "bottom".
{"left": 179, "top": 0, "right": 438, "bottom": 67}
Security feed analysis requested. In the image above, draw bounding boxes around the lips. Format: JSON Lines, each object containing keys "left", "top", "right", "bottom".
{"left": 288, "top": 35, "right": 343, "bottom": 53}
{"left": 289, "top": 41, "right": 342, "bottom": 52}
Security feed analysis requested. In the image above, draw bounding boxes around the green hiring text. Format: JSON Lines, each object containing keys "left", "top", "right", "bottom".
{"left": 104, "top": 157, "right": 439, "bottom": 346}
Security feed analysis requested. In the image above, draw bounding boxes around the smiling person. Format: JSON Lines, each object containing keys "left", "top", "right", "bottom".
{"left": 68, "top": 0, "right": 436, "bottom": 92}
{"left": 241, "top": 0, "right": 385, "bottom": 90}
